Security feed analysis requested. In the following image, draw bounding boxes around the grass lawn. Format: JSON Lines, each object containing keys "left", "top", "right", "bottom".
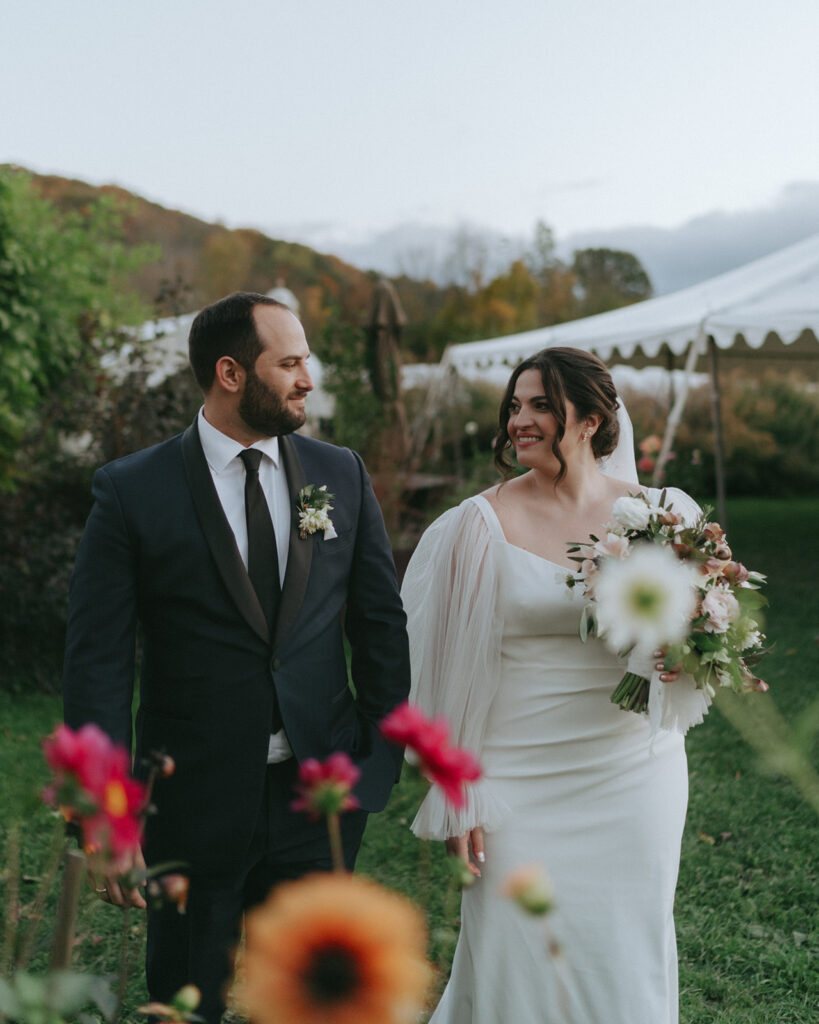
{"left": 1, "top": 497, "right": 817, "bottom": 1023}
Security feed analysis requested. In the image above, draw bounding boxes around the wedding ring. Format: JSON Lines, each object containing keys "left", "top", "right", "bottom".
{"left": 96, "top": 887, "right": 108, "bottom": 895}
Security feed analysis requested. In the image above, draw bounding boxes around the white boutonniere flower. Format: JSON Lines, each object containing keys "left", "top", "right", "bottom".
{"left": 296, "top": 484, "right": 337, "bottom": 540}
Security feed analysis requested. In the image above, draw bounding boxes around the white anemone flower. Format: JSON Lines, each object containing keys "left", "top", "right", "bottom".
{"left": 594, "top": 543, "right": 697, "bottom": 656}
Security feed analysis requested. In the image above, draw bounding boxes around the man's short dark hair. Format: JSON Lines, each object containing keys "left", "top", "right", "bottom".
{"left": 188, "top": 292, "right": 289, "bottom": 391}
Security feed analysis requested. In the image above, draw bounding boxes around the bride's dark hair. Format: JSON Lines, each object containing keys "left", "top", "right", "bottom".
{"left": 493, "top": 347, "right": 621, "bottom": 484}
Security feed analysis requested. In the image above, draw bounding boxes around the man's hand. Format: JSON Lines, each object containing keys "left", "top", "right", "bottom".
{"left": 89, "top": 847, "right": 147, "bottom": 909}
{"left": 445, "top": 827, "right": 485, "bottom": 878}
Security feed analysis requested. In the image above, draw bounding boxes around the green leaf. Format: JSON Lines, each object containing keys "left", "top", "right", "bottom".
{"left": 579, "top": 605, "right": 590, "bottom": 642}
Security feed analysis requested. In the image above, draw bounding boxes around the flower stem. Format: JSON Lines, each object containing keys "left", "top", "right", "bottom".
{"left": 16, "top": 825, "right": 66, "bottom": 969}
{"left": 112, "top": 906, "right": 132, "bottom": 1024}
{"left": 1, "top": 823, "right": 20, "bottom": 973}
{"left": 326, "top": 812, "right": 345, "bottom": 873}
{"left": 611, "top": 671, "right": 651, "bottom": 714}
{"left": 49, "top": 847, "right": 85, "bottom": 969}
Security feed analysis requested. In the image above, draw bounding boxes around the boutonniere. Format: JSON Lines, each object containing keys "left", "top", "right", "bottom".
{"left": 296, "top": 484, "right": 338, "bottom": 540}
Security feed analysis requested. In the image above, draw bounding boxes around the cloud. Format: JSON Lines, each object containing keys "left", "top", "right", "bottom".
{"left": 561, "top": 182, "right": 819, "bottom": 294}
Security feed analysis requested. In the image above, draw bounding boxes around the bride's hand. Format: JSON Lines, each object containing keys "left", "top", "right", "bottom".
{"left": 654, "top": 649, "right": 681, "bottom": 683}
{"left": 445, "top": 827, "right": 485, "bottom": 877}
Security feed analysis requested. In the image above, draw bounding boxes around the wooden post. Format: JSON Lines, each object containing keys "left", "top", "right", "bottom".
{"left": 49, "top": 848, "right": 85, "bottom": 970}
{"left": 708, "top": 336, "right": 728, "bottom": 528}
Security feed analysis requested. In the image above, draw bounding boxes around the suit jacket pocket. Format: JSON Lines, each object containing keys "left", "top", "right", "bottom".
{"left": 314, "top": 527, "right": 355, "bottom": 556}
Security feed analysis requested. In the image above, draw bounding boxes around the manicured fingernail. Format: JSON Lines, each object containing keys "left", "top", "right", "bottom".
{"left": 477, "top": 851, "right": 485, "bottom": 863}
{"left": 655, "top": 662, "right": 664, "bottom": 671}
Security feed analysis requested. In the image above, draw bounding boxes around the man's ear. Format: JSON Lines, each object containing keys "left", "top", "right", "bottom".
{"left": 213, "top": 356, "right": 244, "bottom": 394}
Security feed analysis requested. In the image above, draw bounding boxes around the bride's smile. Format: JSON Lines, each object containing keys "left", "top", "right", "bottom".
{"left": 508, "top": 368, "right": 590, "bottom": 470}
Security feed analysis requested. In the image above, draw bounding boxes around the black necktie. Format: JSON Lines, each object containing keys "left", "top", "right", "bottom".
{"left": 238, "top": 449, "right": 281, "bottom": 632}
{"left": 239, "top": 449, "right": 283, "bottom": 733}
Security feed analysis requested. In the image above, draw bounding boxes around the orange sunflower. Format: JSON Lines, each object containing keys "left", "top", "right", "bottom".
{"left": 242, "top": 873, "right": 431, "bottom": 1024}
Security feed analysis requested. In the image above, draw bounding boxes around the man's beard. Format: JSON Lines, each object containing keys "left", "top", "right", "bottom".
{"left": 238, "top": 368, "right": 306, "bottom": 437}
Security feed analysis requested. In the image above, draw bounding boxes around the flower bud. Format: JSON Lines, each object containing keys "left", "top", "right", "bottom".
{"left": 162, "top": 873, "right": 190, "bottom": 913}
{"left": 503, "top": 864, "right": 554, "bottom": 916}
{"left": 713, "top": 541, "right": 732, "bottom": 560}
{"left": 722, "top": 561, "right": 749, "bottom": 585}
{"left": 172, "top": 985, "right": 201, "bottom": 1014}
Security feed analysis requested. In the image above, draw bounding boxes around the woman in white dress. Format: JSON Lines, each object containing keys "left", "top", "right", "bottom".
{"left": 401, "top": 348, "right": 704, "bottom": 1024}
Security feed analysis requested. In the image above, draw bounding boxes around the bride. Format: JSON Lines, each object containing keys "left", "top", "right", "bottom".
{"left": 401, "top": 348, "right": 702, "bottom": 1024}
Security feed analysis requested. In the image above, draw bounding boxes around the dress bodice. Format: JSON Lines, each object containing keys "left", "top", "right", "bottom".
{"left": 495, "top": 543, "right": 586, "bottom": 638}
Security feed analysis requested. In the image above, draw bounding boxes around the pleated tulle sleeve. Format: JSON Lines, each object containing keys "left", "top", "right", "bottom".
{"left": 401, "top": 497, "right": 511, "bottom": 840}
{"left": 643, "top": 486, "right": 714, "bottom": 735}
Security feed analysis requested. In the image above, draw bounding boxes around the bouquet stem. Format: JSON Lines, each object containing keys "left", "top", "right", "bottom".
{"left": 611, "top": 672, "right": 651, "bottom": 714}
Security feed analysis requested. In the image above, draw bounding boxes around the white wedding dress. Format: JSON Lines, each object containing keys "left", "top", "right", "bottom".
{"left": 402, "top": 487, "right": 703, "bottom": 1024}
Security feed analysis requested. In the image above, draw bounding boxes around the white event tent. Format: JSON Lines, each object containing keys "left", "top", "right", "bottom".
{"left": 442, "top": 233, "right": 819, "bottom": 522}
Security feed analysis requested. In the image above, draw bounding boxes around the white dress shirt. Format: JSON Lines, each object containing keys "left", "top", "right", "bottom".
{"left": 197, "top": 408, "right": 293, "bottom": 762}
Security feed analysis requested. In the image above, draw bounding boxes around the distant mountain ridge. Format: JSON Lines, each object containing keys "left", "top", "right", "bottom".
{"left": 24, "top": 170, "right": 379, "bottom": 343}
{"left": 271, "top": 182, "right": 819, "bottom": 296}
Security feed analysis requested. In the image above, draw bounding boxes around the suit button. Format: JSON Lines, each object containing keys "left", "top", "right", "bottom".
{"left": 271, "top": 657, "right": 281, "bottom": 671}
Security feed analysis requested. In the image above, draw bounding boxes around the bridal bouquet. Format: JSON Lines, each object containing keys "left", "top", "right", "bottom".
{"left": 565, "top": 491, "right": 770, "bottom": 723}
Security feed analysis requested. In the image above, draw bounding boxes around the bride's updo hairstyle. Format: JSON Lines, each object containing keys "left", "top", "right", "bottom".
{"left": 493, "top": 346, "right": 621, "bottom": 484}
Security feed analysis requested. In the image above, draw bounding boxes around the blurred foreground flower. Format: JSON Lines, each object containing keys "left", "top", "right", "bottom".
{"left": 42, "top": 723, "right": 146, "bottom": 866}
{"left": 242, "top": 873, "right": 431, "bottom": 1024}
{"left": 291, "top": 753, "right": 361, "bottom": 871}
{"left": 380, "top": 703, "right": 481, "bottom": 808}
{"left": 137, "top": 983, "right": 203, "bottom": 1022}
{"left": 148, "top": 872, "right": 190, "bottom": 913}
{"left": 503, "top": 864, "right": 555, "bottom": 916}
{"left": 291, "top": 753, "right": 360, "bottom": 819}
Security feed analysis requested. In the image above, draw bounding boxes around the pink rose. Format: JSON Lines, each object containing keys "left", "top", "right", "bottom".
{"left": 701, "top": 588, "right": 740, "bottom": 633}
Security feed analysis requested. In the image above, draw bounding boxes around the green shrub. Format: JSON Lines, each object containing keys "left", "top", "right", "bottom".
{"left": 0, "top": 360, "right": 200, "bottom": 693}
{"left": 625, "top": 371, "right": 819, "bottom": 499}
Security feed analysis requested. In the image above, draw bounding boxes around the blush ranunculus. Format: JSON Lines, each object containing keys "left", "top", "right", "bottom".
{"left": 701, "top": 587, "right": 740, "bottom": 634}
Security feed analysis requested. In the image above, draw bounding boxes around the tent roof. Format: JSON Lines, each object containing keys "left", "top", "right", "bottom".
{"left": 446, "top": 233, "right": 819, "bottom": 372}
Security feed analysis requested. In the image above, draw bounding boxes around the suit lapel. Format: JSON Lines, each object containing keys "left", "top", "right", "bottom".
{"left": 274, "top": 434, "right": 312, "bottom": 647}
{"left": 181, "top": 419, "right": 270, "bottom": 645}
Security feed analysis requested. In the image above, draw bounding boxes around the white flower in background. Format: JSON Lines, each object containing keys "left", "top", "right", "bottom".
{"left": 608, "top": 495, "right": 654, "bottom": 532}
{"left": 734, "top": 619, "right": 763, "bottom": 651}
{"left": 594, "top": 543, "right": 697, "bottom": 656}
{"left": 701, "top": 587, "right": 740, "bottom": 634}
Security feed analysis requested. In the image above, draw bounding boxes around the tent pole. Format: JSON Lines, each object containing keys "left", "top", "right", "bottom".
{"left": 652, "top": 323, "right": 706, "bottom": 488}
{"left": 708, "top": 336, "right": 728, "bottom": 528}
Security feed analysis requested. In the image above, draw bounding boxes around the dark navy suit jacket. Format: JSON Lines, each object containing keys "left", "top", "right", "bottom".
{"left": 62, "top": 419, "right": 410, "bottom": 878}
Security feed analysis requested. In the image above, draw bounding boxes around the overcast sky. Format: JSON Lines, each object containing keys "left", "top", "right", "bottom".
{"left": 3, "top": 0, "right": 819, "bottom": 282}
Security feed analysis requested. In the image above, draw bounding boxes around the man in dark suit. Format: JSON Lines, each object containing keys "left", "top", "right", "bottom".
{"left": 62, "top": 292, "right": 410, "bottom": 1022}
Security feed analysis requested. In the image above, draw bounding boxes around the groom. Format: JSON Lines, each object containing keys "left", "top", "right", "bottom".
{"left": 62, "top": 292, "right": 410, "bottom": 1022}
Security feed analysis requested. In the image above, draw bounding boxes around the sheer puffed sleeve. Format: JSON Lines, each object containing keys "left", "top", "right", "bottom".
{"left": 401, "top": 497, "right": 511, "bottom": 839}
{"left": 640, "top": 486, "right": 714, "bottom": 735}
